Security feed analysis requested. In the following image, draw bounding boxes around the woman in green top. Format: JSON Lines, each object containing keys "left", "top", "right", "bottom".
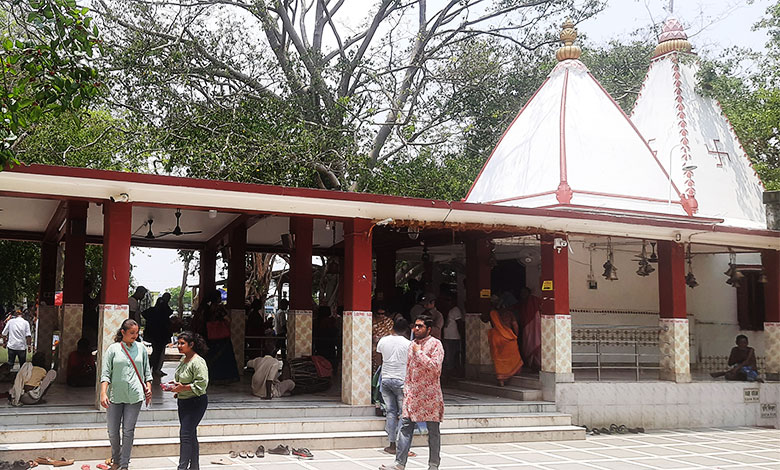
{"left": 100, "top": 319, "right": 153, "bottom": 470}
{"left": 170, "top": 331, "right": 209, "bottom": 470}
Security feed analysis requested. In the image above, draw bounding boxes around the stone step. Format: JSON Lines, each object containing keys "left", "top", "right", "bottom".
{"left": 456, "top": 380, "right": 544, "bottom": 401}
{"left": 0, "top": 425, "right": 585, "bottom": 460}
{"left": 0, "top": 401, "right": 557, "bottom": 426}
{"left": 508, "top": 374, "right": 542, "bottom": 389}
{"left": 0, "top": 413, "right": 573, "bottom": 444}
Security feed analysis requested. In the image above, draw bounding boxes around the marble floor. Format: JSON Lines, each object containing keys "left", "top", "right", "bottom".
{"left": 43, "top": 427, "right": 780, "bottom": 470}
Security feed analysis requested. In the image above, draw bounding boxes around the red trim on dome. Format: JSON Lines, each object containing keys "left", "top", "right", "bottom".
{"left": 482, "top": 191, "right": 557, "bottom": 205}
{"left": 463, "top": 75, "right": 553, "bottom": 201}
{"left": 556, "top": 68, "right": 571, "bottom": 204}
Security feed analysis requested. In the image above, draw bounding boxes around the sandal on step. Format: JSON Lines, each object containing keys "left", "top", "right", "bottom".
{"left": 239, "top": 451, "right": 248, "bottom": 458}
{"left": 81, "top": 465, "right": 91, "bottom": 470}
{"left": 96, "top": 464, "right": 110, "bottom": 470}
{"left": 591, "top": 428, "right": 600, "bottom": 435}
{"left": 247, "top": 451, "right": 255, "bottom": 458}
{"left": 599, "top": 428, "right": 611, "bottom": 435}
{"left": 52, "top": 459, "right": 75, "bottom": 467}
{"left": 609, "top": 423, "right": 619, "bottom": 433}
{"left": 617, "top": 425, "right": 628, "bottom": 434}
{"left": 256, "top": 446, "right": 265, "bottom": 458}
{"left": 228, "top": 451, "right": 238, "bottom": 458}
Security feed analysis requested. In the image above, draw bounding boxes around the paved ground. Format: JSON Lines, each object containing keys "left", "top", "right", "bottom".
{"left": 52, "top": 427, "right": 779, "bottom": 470}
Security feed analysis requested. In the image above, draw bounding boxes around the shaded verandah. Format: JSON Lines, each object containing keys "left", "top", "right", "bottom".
{"left": 0, "top": 164, "right": 778, "bottom": 412}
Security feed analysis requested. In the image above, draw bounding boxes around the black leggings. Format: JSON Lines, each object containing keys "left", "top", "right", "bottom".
{"left": 177, "top": 394, "right": 208, "bottom": 470}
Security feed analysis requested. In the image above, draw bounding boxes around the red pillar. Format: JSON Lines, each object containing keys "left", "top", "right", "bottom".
{"left": 762, "top": 250, "right": 780, "bottom": 380}
{"left": 656, "top": 240, "right": 691, "bottom": 382}
{"left": 342, "top": 218, "right": 372, "bottom": 405}
{"left": 60, "top": 201, "right": 88, "bottom": 377}
{"left": 375, "top": 249, "right": 396, "bottom": 304}
{"left": 101, "top": 202, "right": 132, "bottom": 306}
{"left": 465, "top": 238, "right": 492, "bottom": 378}
{"left": 199, "top": 248, "right": 217, "bottom": 303}
{"left": 657, "top": 241, "right": 686, "bottom": 319}
{"left": 289, "top": 217, "right": 313, "bottom": 311}
{"left": 288, "top": 217, "right": 313, "bottom": 358}
{"left": 63, "top": 201, "right": 88, "bottom": 304}
{"left": 37, "top": 240, "right": 58, "bottom": 365}
{"left": 540, "top": 234, "right": 569, "bottom": 317}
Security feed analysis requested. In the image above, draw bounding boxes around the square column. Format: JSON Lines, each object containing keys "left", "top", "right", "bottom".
{"left": 341, "top": 218, "right": 372, "bottom": 405}
{"left": 59, "top": 201, "right": 88, "bottom": 379}
{"left": 288, "top": 217, "right": 313, "bottom": 358}
{"left": 540, "top": 234, "right": 572, "bottom": 386}
{"left": 227, "top": 225, "right": 247, "bottom": 369}
{"left": 198, "top": 248, "right": 216, "bottom": 306}
{"left": 657, "top": 240, "right": 691, "bottom": 383}
{"left": 465, "top": 238, "right": 493, "bottom": 378}
{"left": 37, "top": 241, "right": 58, "bottom": 367}
{"left": 96, "top": 201, "right": 132, "bottom": 409}
{"left": 762, "top": 250, "right": 780, "bottom": 381}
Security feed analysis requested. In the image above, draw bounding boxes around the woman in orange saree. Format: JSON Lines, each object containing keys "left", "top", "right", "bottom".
{"left": 487, "top": 309, "right": 524, "bottom": 386}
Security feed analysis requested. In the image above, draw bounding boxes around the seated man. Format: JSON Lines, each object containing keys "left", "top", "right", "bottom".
{"left": 247, "top": 355, "right": 295, "bottom": 399}
{"left": 711, "top": 335, "right": 764, "bottom": 382}
{"left": 67, "top": 338, "right": 96, "bottom": 387}
{"left": 9, "top": 352, "right": 57, "bottom": 406}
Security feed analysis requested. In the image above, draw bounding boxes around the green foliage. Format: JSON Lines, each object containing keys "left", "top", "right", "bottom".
{"left": 0, "top": 240, "right": 40, "bottom": 304}
{"left": 0, "top": 0, "right": 103, "bottom": 168}
{"left": 581, "top": 40, "right": 656, "bottom": 112}
{"left": 165, "top": 286, "right": 192, "bottom": 313}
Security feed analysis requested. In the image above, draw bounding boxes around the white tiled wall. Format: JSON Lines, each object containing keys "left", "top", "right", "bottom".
{"left": 557, "top": 381, "right": 779, "bottom": 429}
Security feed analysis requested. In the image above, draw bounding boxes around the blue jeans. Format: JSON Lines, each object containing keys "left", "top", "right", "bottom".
{"left": 178, "top": 394, "right": 208, "bottom": 470}
{"left": 107, "top": 402, "right": 143, "bottom": 469}
{"left": 7, "top": 348, "right": 25, "bottom": 368}
{"left": 380, "top": 378, "right": 404, "bottom": 444}
{"left": 396, "top": 418, "right": 440, "bottom": 469}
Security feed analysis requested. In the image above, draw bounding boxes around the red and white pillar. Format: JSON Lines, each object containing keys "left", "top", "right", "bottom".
{"left": 342, "top": 218, "right": 372, "bottom": 405}
{"left": 96, "top": 201, "right": 133, "bottom": 408}
{"left": 464, "top": 238, "right": 493, "bottom": 379}
{"left": 657, "top": 240, "right": 691, "bottom": 383}
{"left": 762, "top": 250, "right": 780, "bottom": 381}
{"left": 540, "top": 234, "right": 572, "bottom": 390}
{"left": 37, "top": 241, "right": 58, "bottom": 367}
{"left": 59, "top": 201, "right": 88, "bottom": 380}
{"left": 288, "top": 217, "right": 313, "bottom": 358}
{"left": 226, "top": 224, "right": 247, "bottom": 369}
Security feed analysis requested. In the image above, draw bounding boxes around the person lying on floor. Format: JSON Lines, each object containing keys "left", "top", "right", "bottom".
{"left": 9, "top": 352, "right": 57, "bottom": 405}
{"left": 710, "top": 335, "right": 764, "bottom": 382}
{"left": 247, "top": 355, "right": 295, "bottom": 399}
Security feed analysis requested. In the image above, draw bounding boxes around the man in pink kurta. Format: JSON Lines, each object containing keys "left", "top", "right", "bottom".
{"left": 380, "top": 314, "right": 444, "bottom": 470}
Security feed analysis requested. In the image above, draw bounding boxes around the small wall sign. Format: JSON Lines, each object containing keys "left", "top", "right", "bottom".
{"left": 761, "top": 403, "right": 777, "bottom": 419}
{"left": 479, "top": 289, "right": 491, "bottom": 298}
{"left": 542, "top": 280, "right": 553, "bottom": 291}
{"left": 744, "top": 388, "right": 760, "bottom": 403}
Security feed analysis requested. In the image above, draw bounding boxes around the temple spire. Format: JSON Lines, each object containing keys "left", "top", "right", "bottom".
{"left": 654, "top": 16, "right": 692, "bottom": 57}
{"left": 556, "top": 18, "right": 581, "bottom": 62}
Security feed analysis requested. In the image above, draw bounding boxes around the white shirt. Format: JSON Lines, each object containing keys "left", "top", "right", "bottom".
{"left": 2, "top": 316, "right": 31, "bottom": 350}
{"left": 442, "top": 306, "right": 463, "bottom": 340}
{"left": 376, "top": 334, "right": 411, "bottom": 380}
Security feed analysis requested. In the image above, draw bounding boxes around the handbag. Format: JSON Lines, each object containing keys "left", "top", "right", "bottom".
{"left": 206, "top": 319, "right": 230, "bottom": 340}
{"left": 120, "top": 342, "right": 150, "bottom": 405}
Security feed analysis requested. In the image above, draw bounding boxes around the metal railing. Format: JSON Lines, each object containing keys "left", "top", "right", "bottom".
{"left": 571, "top": 325, "right": 662, "bottom": 381}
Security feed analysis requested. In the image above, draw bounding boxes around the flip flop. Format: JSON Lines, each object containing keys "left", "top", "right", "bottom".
{"left": 247, "top": 451, "right": 255, "bottom": 458}
{"left": 599, "top": 428, "right": 611, "bottom": 435}
{"left": 408, "top": 451, "right": 417, "bottom": 457}
{"left": 97, "top": 464, "right": 110, "bottom": 470}
{"left": 609, "top": 423, "right": 619, "bottom": 433}
{"left": 617, "top": 425, "right": 628, "bottom": 434}
{"left": 256, "top": 445, "right": 265, "bottom": 458}
{"left": 52, "top": 459, "right": 76, "bottom": 467}
{"left": 228, "top": 451, "right": 238, "bottom": 458}
{"left": 239, "top": 451, "right": 248, "bottom": 458}
{"left": 82, "top": 465, "right": 91, "bottom": 470}
{"left": 211, "top": 458, "right": 231, "bottom": 465}
{"left": 591, "top": 428, "right": 600, "bottom": 435}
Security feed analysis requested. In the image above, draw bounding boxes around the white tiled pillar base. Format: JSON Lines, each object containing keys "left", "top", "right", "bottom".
{"left": 342, "top": 311, "right": 372, "bottom": 405}
{"left": 465, "top": 313, "right": 492, "bottom": 378}
{"left": 230, "top": 309, "right": 246, "bottom": 370}
{"left": 37, "top": 305, "right": 58, "bottom": 367}
{"left": 541, "top": 314, "right": 572, "bottom": 375}
{"left": 659, "top": 318, "right": 691, "bottom": 383}
{"left": 96, "top": 304, "right": 129, "bottom": 410}
{"left": 58, "top": 303, "right": 83, "bottom": 382}
{"left": 287, "top": 310, "right": 312, "bottom": 359}
{"left": 764, "top": 322, "right": 780, "bottom": 381}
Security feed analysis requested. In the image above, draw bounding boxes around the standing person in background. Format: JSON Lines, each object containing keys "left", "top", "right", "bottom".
{"left": 128, "top": 286, "right": 148, "bottom": 324}
{"left": 274, "top": 298, "right": 289, "bottom": 359}
{"left": 409, "top": 294, "right": 444, "bottom": 339}
{"left": 2, "top": 309, "right": 31, "bottom": 370}
{"left": 170, "top": 331, "right": 209, "bottom": 470}
{"left": 518, "top": 287, "right": 541, "bottom": 372}
{"left": 371, "top": 302, "right": 394, "bottom": 374}
{"left": 380, "top": 314, "right": 444, "bottom": 470}
{"left": 200, "top": 290, "right": 239, "bottom": 384}
{"left": 144, "top": 293, "right": 173, "bottom": 377}
{"left": 100, "top": 319, "right": 153, "bottom": 470}
{"left": 376, "top": 318, "right": 411, "bottom": 456}
{"left": 440, "top": 291, "right": 464, "bottom": 380}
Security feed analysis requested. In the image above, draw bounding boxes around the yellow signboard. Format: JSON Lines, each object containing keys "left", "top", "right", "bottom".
{"left": 479, "top": 289, "right": 491, "bottom": 298}
{"left": 541, "top": 280, "right": 553, "bottom": 291}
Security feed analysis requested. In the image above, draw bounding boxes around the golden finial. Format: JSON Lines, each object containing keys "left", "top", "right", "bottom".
{"left": 556, "top": 18, "right": 581, "bottom": 62}
{"left": 653, "top": 17, "right": 692, "bottom": 57}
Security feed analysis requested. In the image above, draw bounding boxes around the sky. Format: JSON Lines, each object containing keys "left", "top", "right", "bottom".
{"left": 130, "top": 0, "right": 775, "bottom": 295}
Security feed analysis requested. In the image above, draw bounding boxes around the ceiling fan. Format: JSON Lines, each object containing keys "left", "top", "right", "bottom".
{"left": 158, "top": 209, "right": 203, "bottom": 237}
{"left": 132, "top": 219, "right": 165, "bottom": 240}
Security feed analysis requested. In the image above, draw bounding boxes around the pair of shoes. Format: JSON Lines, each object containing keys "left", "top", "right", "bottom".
{"left": 383, "top": 444, "right": 396, "bottom": 455}
{"left": 239, "top": 451, "right": 255, "bottom": 458}
{"left": 268, "top": 444, "right": 290, "bottom": 455}
{"left": 292, "top": 448, "right": 313, "bottom": 459}
{"left": 256, "top": 445, "right": 265, "bottom": 457}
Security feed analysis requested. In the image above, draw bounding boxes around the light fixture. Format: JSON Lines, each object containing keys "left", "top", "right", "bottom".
{"left": 407, "top": 226, "right": 420, "bottom": 240}
{"left": 636, "top": 241, "right": 655, "bottom": 277}
{"left": 602, "top": 237, "right": 618, "bottom": 281}
{"left": 685, "top": 244, "right": 698, "bottom": 288}
{"left": 208, "top": 210, "right": 218, "bottom": 219}
{"left": 648, "top": 242, "right": 658, "bottom": 263}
